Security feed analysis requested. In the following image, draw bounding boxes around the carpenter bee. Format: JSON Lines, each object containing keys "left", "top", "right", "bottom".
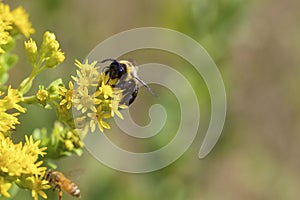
{"left": 100, "top": 58, "right": 156, "bottom": 105}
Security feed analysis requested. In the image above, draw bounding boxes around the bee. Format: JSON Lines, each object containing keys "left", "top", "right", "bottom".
{"left": 45, "top": 169, "right": 81, "bottom": 200}
{"left": 100, "top": 58, "right": 156, "bottom": 105}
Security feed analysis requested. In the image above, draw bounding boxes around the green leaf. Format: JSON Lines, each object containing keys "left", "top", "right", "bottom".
{"left": 1, "top": 38, "right": 16, "bottom": 52}
{"left": 0, "top": 73, "right": 9, "bottom": 85}
{"left": 47, "top": 78, "right": 63, "bottom": 94}
{"left": 18, "top": 77, "right": 33, "bottom": 94}
{"left": 44, "top": 160, "right": 58, "bottom": 169}
{"left": 73, "top": 148, "right": 83, "bottom": 156}
{"left": 44, "top": 103, "right": 53, "bottom": 109}
{"left": 6, "top": 54, "right": 18, "bottom": 69}
{"left": 60, "top": 151, "right": 72, "bottom": 157}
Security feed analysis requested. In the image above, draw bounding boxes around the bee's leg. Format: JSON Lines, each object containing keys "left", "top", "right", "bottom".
{"left": 53, "top": 184, "right": 60, "bottom": 191}
{"left": 58, "top": 188, "right": 63, "bottom": 200}
{"left": 53, "top": 184, "right": 62, "bottom": 200}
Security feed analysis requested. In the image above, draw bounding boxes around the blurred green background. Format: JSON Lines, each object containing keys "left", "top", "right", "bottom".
{"left": 4, "top": 0, "right": 300, "bottom": 199}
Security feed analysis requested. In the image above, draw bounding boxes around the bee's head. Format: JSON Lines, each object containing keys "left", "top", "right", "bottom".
{"left": 45, "top": 169, "right": 53, "bottom": 180}
{"left": 101, "top": 58, "right": 126, "bottom": 79}
{"left": 109, "top": 60, "right": 126, "bottom": 79}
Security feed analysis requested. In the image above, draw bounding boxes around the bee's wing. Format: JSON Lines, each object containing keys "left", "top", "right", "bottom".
{"left": 65, "top": 168, "right": 86, "bottom": 181}
{"left": 134, "top": 76, "right": 157, "bottom": 97}
{"left": 116, "top": 77, "right": 139, "bottom": 106}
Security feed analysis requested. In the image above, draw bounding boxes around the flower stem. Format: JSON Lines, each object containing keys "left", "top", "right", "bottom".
{"left": 22, "top": 95, "right": 37, "bottom": 104}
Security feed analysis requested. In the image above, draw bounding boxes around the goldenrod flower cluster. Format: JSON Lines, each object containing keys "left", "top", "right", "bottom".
{"left": 0, "top": 3, "right": 51, "bottom": 199}
{"left": 0, "top": 86, "right": 25, "bottom": 136}
{"left": 69, "top": 60, "right": 126, "bottom": 133}
{"left": 0, "top": 134, "right": 49, "bottom": 199}
{"left": 0, "top": 2, "right": 34, "bottom": 54}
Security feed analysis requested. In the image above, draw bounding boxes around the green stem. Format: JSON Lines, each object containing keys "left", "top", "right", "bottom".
{"left": 19, "top": 60, "right": 46, "bottom": 94}
{"left": 22, "top": 95, "right": 37, "bottom": 104}
{"left": 22, "top": 94, "right": 60, "bottom": 106}
{"left": 36, "top": 64, "right": 47, "bottom": 74}
{"left": 18, "top": 71, "right": 35, "bottom": 95}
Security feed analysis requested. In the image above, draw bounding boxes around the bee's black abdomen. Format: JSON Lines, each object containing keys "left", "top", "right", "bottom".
{"left": 127, "top": 89, "right": 138, "bottom": 105}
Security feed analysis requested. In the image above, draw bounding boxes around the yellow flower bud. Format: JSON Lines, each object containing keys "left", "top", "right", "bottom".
{"left": 48, "top": 40, "right": 59, "bottom": 52}
{"left": 45, "top": 50, "right": 65, "bottom": 68}
{"left": 36, "top": 89, "right": 48, "bottom": 106}
{"left": 64, "top": 140, "right": 74, "bottom": 151}
{"left": 24, "top": 38, "right": 38, "bottom": 64}
{"left": 66, "top": 131, "right": 73, "bottom": 139}
{"left": 40, "top": 31, "right": 56, "bottom": 55}
{"left": 43, "top": 31, "right": 56, "bottom": 43}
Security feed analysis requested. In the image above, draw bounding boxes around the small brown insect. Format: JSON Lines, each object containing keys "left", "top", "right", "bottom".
{"left": 45, "top": 169, "right": 81, "bottom": 200}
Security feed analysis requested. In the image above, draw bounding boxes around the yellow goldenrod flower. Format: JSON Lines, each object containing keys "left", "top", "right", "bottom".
{"left": 59, "top": 81, "right": 74, "bottom": 110}
{"left": 24, "top": 38, "right": 38, "bottom": 64}
{"left": 87, "top": 110, "right": 111, "bottom": 132}
{"left": 109, "top": 92, "right": 125, "bottom": 119}
{"left": 99, "top": 82, "right": 113, "bottom": 99}
{"left": 0, "top": 86, "right": 25, "bottom": 135}
{"left": 28, "top": 174, "right": 50, "bottom": 200}
{"left": 70, "top": 60, "right": 128, "bottom": 133}
{"left": 0, "top": 3, "right": 13, "bottom": 22}
{"left": 0, "top": 177, "right": 12, "bottom": 198}
{"left": 25, "top": 135, "right": 47, "bottom": 158}
{"left": 0, "top": 112, "right": 20, "bottom": 135}
{"left": 72, "top": 60, "right": 100, "bottom": 88}
{"left": 11, "top": 6, "right": 35, "bottom": 38}
{"left": 36, "top": 89, "right": 48, "bottom": 106}
{"left": 2, "top": 85, "right": 25, "bottom": 112}
{"left": 0, "top": 2, "right": 13, "bottom": 52}
{"left": 0, "top": 19, "right": 12, "bottom": 53}
{"left": 73, "top": 86, "right": 99, "bottom": 113}
{"left": 0, "top": 134, "right": 47, "bottom": 177}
